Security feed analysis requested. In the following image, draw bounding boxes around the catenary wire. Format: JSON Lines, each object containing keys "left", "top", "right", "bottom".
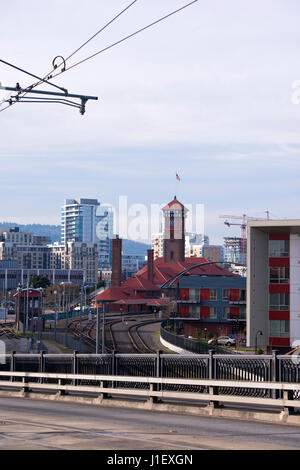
{"left": 0, "top": 0, "right": 199, "bottom": 114}
{"left": 0, "top": 0, "right": 139, "bottom": 113}
{"left": 50, "top": 0, "right": 200, "bottom": 79}
{"left": 22, "top": 0, "right": 139, "bottom": 93}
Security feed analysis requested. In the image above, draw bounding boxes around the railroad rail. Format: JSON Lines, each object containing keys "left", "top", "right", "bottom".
{"left": 68, "top": 314, "right": 163, "bottom": 354}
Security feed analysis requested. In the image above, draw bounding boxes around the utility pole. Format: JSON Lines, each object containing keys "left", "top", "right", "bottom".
{"left": 79, "top": 287, "right": 83, "bottom": 353}
{"left": 102, "top": 303, "right": 107, "bottom": 355}
{"left": 96, "top": 303, "right": 101, "bottom": 355}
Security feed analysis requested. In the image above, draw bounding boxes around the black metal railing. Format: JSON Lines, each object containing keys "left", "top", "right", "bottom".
{"left": 0, "top": 351, "right": 299, "bottom": 400}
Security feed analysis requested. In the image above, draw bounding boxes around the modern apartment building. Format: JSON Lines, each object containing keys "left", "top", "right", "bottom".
{"left": 61, "top": 198, "right": 101, "bottom": 244}
{"left": 247, "top": 220, "right": 300, "bottom": 350}
{"left": 61, "top": 198, "right": 114, "bottom": 269}
{"left": 97, "top": 205, "right": 114, "bottom": 268}
{"left": 224, "top": 237, "right": 245, "bottom": 265}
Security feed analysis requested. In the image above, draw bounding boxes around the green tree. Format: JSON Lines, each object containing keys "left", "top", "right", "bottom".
{"left": 29, "top": 275, "right": 51, "bottom": 289}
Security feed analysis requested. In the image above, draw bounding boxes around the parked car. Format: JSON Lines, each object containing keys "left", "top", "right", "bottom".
{"left": 217, "top": 336, "right": 236, "bottom": 346}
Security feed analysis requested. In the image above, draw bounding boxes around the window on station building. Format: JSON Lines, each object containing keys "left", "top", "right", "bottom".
{"left": 270, "top": 320, "right": 289, "bottom": 338}
{"left": 223, "top": 289, "right": 230, "bottom": 300}
{"left": 210, "top": 307, "right": 217, "bottom": 319}
{"left": 189, "top": 289, "right": 200, "bottom": 302}
{"left": 210, "top": 289, "right": 217, "bottom": 301}
{"left": 269, "top": 267, "right": 289, "bottom": 284}
{"left": 269, "top": 239, "right": 289, "bottom": 257}
{"left": 269, "top": 293, "right": 289, "bottom": 310}
{"left": 240, "top": 305, "right": 246, "bottom": 319}
{"left": 190, "top": 305, "right": 200, "bottom": 318}
{"left": 240, "top": 289, "right": 246, "bottom": 301}
{"left": 222, "top": 307, "right": 230, "bottom": 319}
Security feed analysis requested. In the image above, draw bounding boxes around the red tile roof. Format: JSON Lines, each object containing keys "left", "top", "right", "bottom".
{"left": 162, "top": 197, "right": 187, "bottom": 211}
{"left": 96, "top": 256, "right": 237, "bottom": 304}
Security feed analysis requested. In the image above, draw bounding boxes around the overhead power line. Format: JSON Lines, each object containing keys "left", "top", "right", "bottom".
{"left": 0, "top": 0, "right": 139, "bottom": 114}
{"left": 29, "top": 0, "right": 139, "bottom": 91}
{"left": 0, "top": 0, "right": 200, "bottom": 115}
{"left": 49, "top": 0, "right": 200, "bottom": 80}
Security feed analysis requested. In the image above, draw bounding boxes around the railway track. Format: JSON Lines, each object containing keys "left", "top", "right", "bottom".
{"left": 0, "top": 323, "right": 20, "bottom": 340}
{"left": 68, "top": 314, "right": 164, "bottom": 354}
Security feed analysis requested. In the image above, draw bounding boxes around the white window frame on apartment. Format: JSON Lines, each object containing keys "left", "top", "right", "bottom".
{"left": 269, "top": 293, "right": 290, "bottom": 311}
{"left": 269, "top": 320, "right": 289, "bottom": 338}
{"left": 269, "top": 266, "right": 289, "bottom": 284}
{"left": 210, "top": 289, "right": 217, "bottom": 301}
{"left": 269, "top": 239, "right": 289, "bottom": 257}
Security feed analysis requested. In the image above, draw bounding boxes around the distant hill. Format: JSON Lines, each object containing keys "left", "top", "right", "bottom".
{"left": 122, "top": 239, "right": 151, "bottom": 256}
{"left": 0, "top": 222, "right": 150, "bottom": 255}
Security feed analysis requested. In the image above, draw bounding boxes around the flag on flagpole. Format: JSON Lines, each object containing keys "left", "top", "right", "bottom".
{"left": 176, "top": 173, "right": 181, "bottom": 182}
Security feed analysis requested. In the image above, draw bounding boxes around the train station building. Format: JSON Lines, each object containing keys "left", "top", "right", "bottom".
{"left": 94, "top": 197, "right": 246, "bottom": 338}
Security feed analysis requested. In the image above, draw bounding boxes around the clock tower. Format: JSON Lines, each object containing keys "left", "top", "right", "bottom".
{"left": 162, "top": 196, "right": 188, "bottom": 263}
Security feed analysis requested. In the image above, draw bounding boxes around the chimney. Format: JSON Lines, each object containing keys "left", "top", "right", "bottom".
{"left": 147, "top": 249, "right": 154, "bottom": 284}
{"left": 111, "top": 237, "right": 122, "bottom": 287}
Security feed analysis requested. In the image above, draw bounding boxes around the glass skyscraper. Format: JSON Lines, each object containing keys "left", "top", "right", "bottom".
{"left": 61, "top": 199, "right": 114, "bottom": 268}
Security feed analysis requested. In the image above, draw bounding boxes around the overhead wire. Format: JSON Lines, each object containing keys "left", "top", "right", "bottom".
{"left": 21, "top": 0, "right": 139, "bottom": 93}
{"left": 49, "top": 0, "right": 200, "bottom": 80}
{"left": 0, "top": 0, "right": 199, "bottom": 114}
{"left": 0, "top": 0, "right": 139, "bottom": 113}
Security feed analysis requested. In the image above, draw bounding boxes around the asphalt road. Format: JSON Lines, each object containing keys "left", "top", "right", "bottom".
{"left": 0, "top": 397, "right": 299, "bottom": 450}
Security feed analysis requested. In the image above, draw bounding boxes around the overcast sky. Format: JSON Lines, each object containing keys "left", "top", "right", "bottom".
{"left": 1, "top": 0, "right": 300, "bottom": 243}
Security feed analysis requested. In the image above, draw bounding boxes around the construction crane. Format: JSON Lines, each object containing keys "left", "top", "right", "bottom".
{"left": 219, "top": 212, "right": 270, "bottom": 265}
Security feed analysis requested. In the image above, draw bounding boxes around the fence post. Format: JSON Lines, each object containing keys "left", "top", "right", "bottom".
{"left": 156, "top": 350, "right": 162, "bottom": 379}
{"left": 10, "top": 351, "right": 16, "bottom": 382}
{"left": 208, "top": 350, "right": 220, "bottom": 409}
{"left": 209, "top": 349, "right": 215, "bottom": 380}
{"left": 271, "top": 350, "right": 279, "bottom": 399}
{"left": 111, "top": 351, "right": 116, "bottom": 389}
{"left": 150, "top": 350, "right": 162, "bottom": 405}
{"left": 73, "top": 350, "right": 78, "bottom": 387}
{"left": 39, "top": 351, "right": 45, "bottom": 384}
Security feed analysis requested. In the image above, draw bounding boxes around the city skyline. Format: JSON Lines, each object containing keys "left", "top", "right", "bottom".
{"left": 1, "top": 1, "right": 300, "bottom": 244}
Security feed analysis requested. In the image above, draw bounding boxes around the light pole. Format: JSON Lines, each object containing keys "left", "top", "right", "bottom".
{"left": 102, "top": 302, "right": 107, "bottom": 355}
{"left": 79, "top": 286, "right": 83, "bottom": 353}
{"left": 37, "top": 288, "right": 43, "bottom": 353}
{"left": 96, "top": 301, "right": 101, "bottom": 355}
{"left": 54, "top": 290, "right": 57, "bottom": 343}
{"left": 255, "top": 330, "right": 263, "bottom": 354}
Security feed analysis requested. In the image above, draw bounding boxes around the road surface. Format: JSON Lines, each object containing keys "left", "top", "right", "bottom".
{"left": 0, "top": 397, "right": 299, "bottom": 450}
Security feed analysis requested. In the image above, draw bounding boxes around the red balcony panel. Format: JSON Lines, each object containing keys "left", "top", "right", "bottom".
{"left": 229, "top": 289, "right": 240, "bottom": 301}
{"left": 200, "top": 289, "right": 210, "bottom": 301}
{"left": 269, "top": 284, "right": 290, "bottom": 294}
{"left": 179, "top": 305, "right": 190, "bottom": 318}
{"left": 269, "top": 337, "right": 290, "bottom": 347}
{"left": 269, "top": 311, "right": 290, "bottom": 320}
{"left": 269, "top": 234, "right": 290, "bottom": 240}
{"left": 200, "top": 306, "right": 210, "bottom": 319}
{"left": 179, "top": 289, "right": 190, "bottom": 301}
{"left": 230, "top": 306, "right": 240, "bottom": 318}
{"left": 269, "top": 258, "right": 289, "bottom": 267}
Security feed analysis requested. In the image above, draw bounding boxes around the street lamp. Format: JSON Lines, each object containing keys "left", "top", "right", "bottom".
{"left": 54, "top": 290, "right": 57, "bottom": 342}
{"left": 37, "top": 288, "right": 43, "bottom": 353}
{"left": 255, "top": 330, "right": 263, "bottom": 354}
{"left": 204, "top": 328, "right": 208, "bottom": 340}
